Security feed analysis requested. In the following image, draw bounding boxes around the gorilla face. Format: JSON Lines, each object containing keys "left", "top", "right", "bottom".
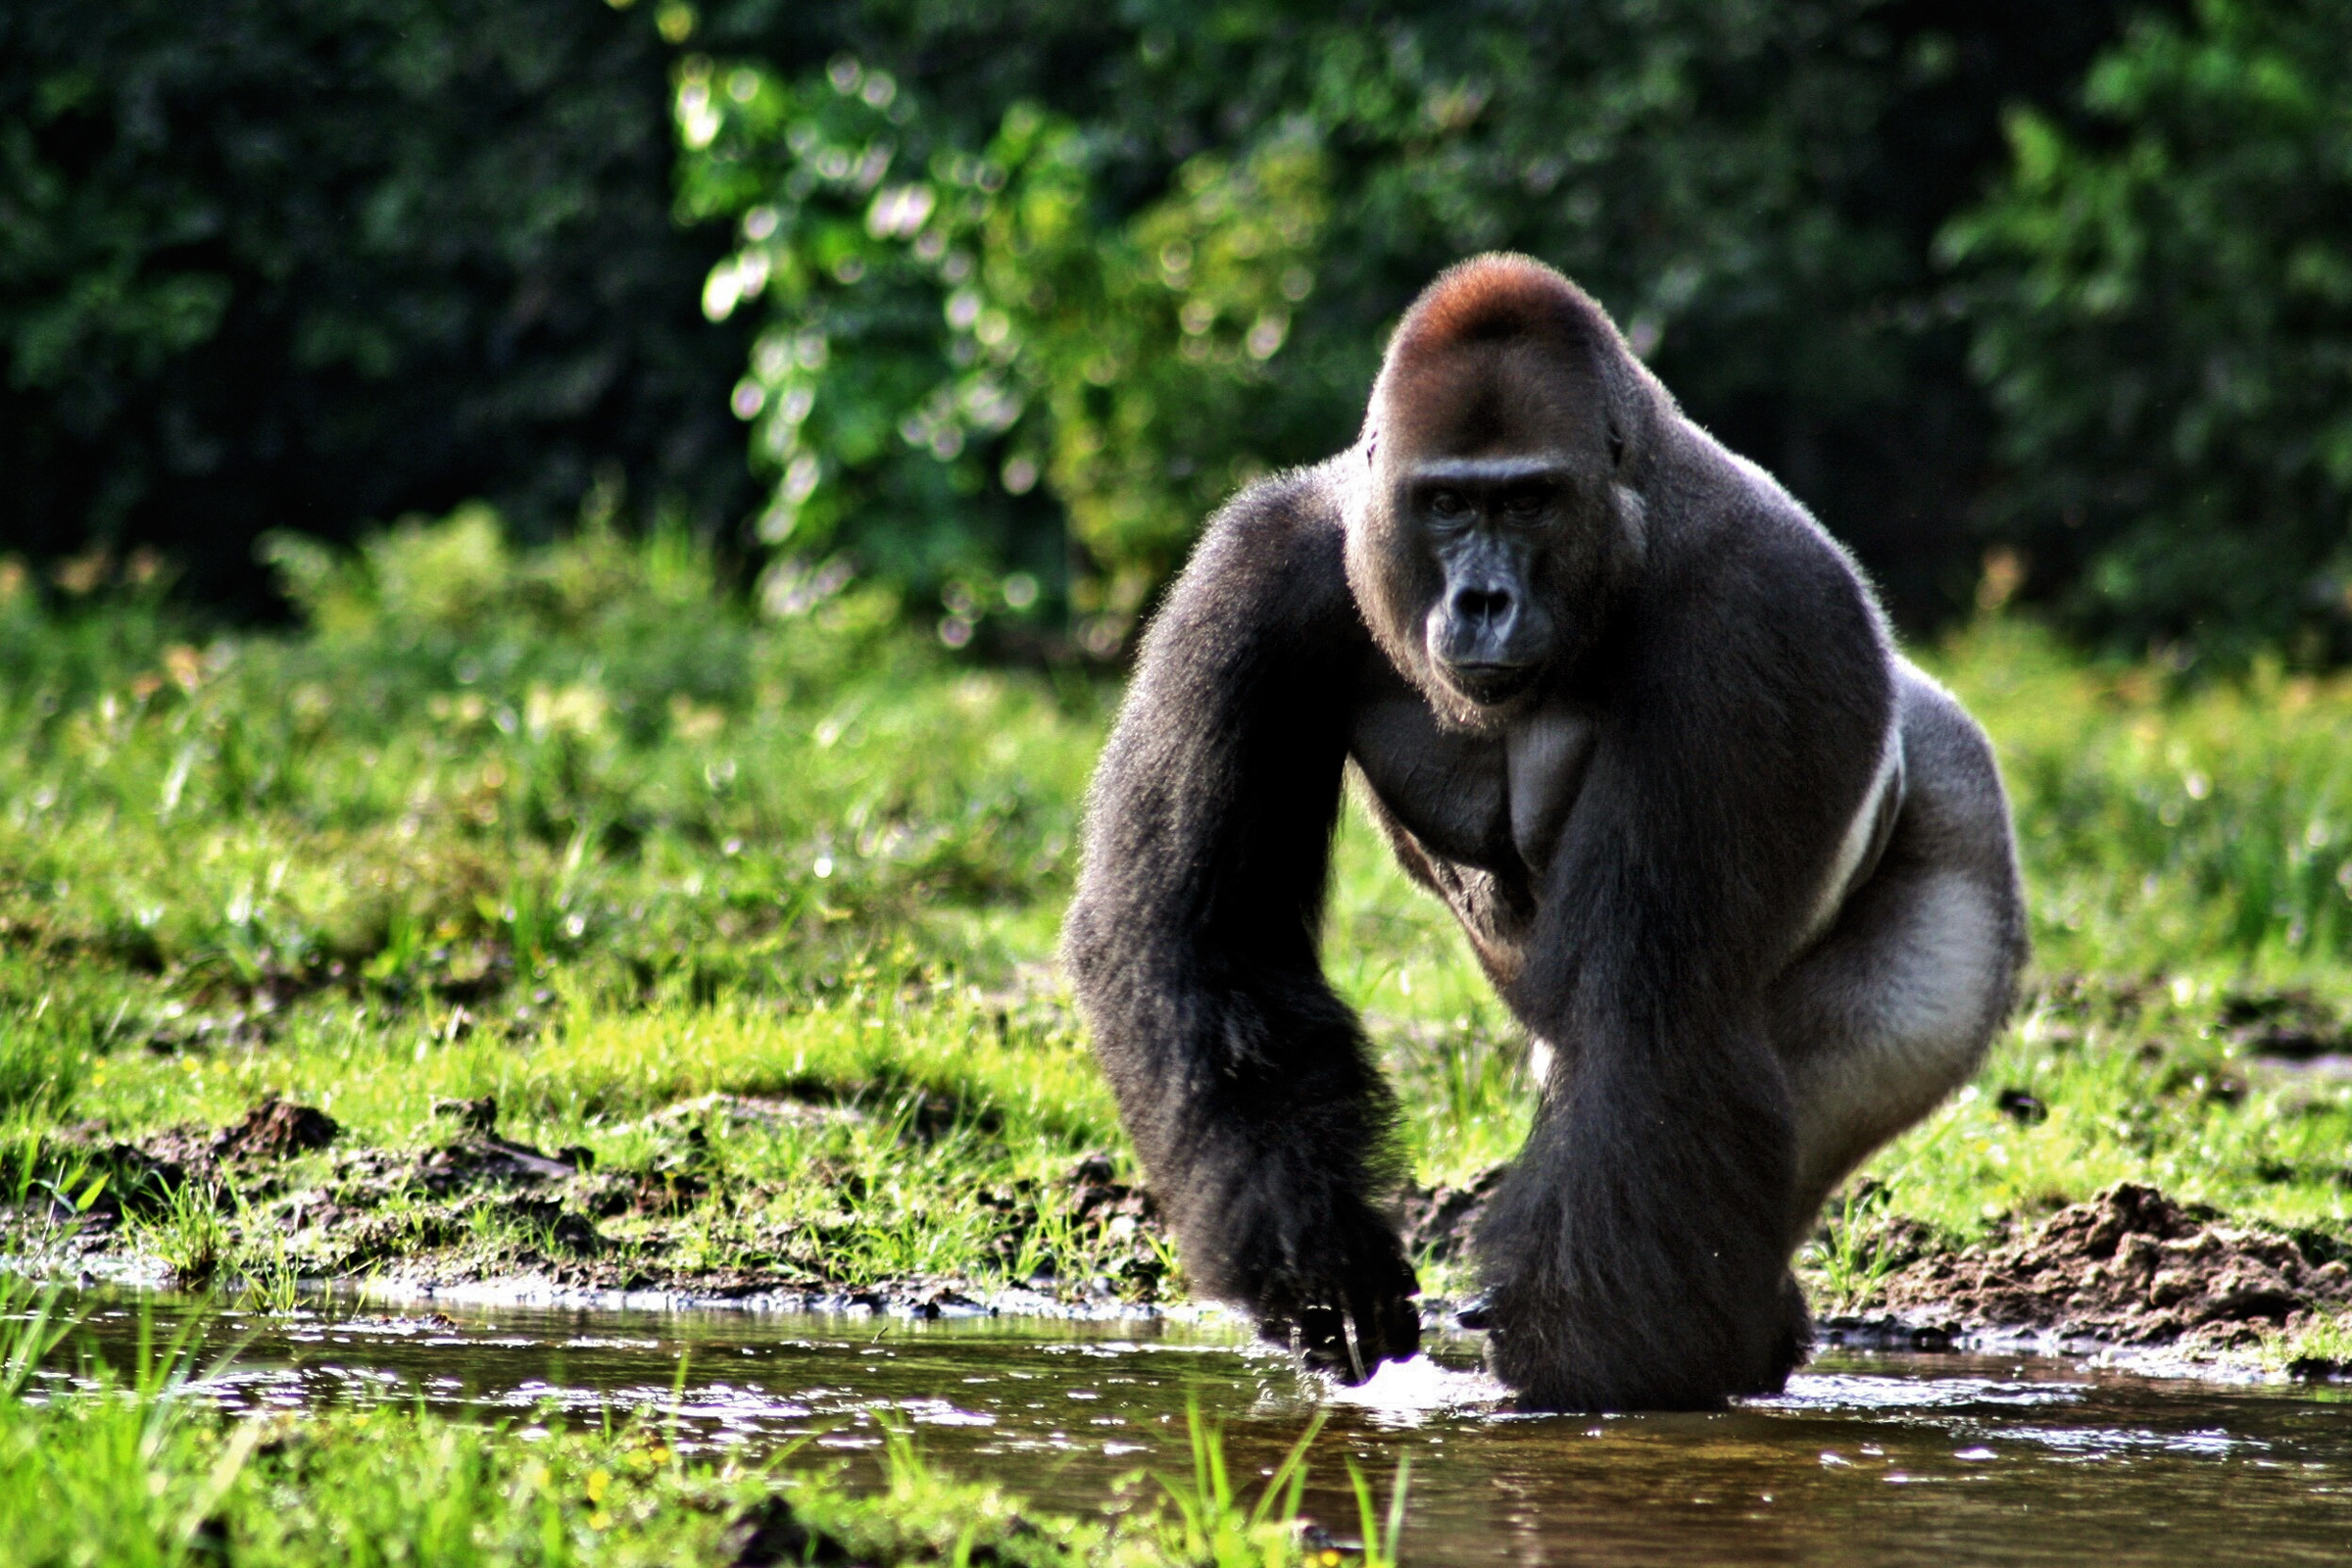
{"left": 1408, "top": 456, "right": 1571, "bottom": 707}
{"left": 1345, "top": 304, "right": 1648, "bottom": 730}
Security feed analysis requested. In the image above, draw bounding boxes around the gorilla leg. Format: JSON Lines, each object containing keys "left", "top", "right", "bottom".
{"left": 1768, "top": 667, "right": 2028, "bottom": 1239}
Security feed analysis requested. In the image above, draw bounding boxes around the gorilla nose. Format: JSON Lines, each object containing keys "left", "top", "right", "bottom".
{"left": 1451, "top": 584, "right": 1516, "bottom": 632}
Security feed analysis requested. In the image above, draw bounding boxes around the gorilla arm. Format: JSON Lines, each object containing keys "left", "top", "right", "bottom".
{"left": 1061, "top": 468, "right": 1420, "bottom": 1382}
{"left": 1476, "top": 512, "right": 1897, "bottom": 1411}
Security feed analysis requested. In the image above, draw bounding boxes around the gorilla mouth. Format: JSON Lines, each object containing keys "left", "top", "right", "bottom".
{"left": 1446, "top": 661, "right": 1540, "bottom": 707}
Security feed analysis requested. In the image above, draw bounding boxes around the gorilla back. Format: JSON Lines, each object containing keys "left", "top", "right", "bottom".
{"left": 1062, "top": 254, "right": 2026, "bottom": 1410}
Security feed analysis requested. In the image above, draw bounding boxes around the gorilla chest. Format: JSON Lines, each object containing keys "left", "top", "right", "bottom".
{"left": 1349, "top": 687, "right": 1596, "bottom": 881}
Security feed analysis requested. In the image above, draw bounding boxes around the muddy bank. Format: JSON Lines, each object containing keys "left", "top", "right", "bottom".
{"left": 13, "top": 1093, "right": 1175, "bottom": 1318}
{"left": 1862, "top": 1183, "right": 2352, "bottom": 1355}
{"left": 1403, "top": 1170, "right": 2352, "bottom": 1373}
{"left": 23, "top": 1096, "right": 2352, "bottom": 1377}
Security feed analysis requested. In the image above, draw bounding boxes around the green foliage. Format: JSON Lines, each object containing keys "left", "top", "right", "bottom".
{"left": 2266, "top": 1306, "right": 2352, "bottom": 1370}
{"left": 1346, "top": 1453, "right": 1412, "bottom": 1568}
{"left": 1800, "top": 1183, "right": 1910, "bottom": 1313}
{"left": 682, "top": 1, "right": 2143, "bottom": 638}
{"left": 130, "top": 1179, "right": 228, "bottom": 1287}
{"left": 0, "top": 0, "right": 753, "bottom": 610}
{"left": 0, "top": 507, "right": 1092, "bottom": 1010}
{"left": 1946, "top": 0, "right": 2352, "bottom": 663}
{"left": 677, "top": 57, "right": 1327, "bottom": 646}
{"left": 1153, "top": 1402, "right": 1324, "bottom": 1568}
{"left": 0, "top": 1011, "right": 88, "bottom": 1116}
{"left": 1937, "top": 617, "right": 2352, "bottom": 969}
{"left": 24, "top": 0, "right": 2243, "bottom": 651}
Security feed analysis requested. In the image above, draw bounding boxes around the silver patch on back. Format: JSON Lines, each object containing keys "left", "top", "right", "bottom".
{"left": 1795, "top": 718, "right": 1905, "bottom": 955}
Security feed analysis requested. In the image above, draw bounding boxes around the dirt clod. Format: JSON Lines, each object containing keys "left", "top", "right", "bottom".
{"left": 1876, "top": 1182, "right": 2352, "bottom": 1346}
{"left": 214, "top": 1098, "right": 340, "bottom": 1161}
{"left": 486, "top": 1195, "right": 602, "bottom": 1254}
{"left": 408, "top": 1133, "right": 581, "bottom": 1195}
{"left": 1066, "top": 1157, "right": 1155, "bottom": 1231}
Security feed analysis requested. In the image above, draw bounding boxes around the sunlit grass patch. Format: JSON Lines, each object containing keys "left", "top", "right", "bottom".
{"left": 1932, "top": 618, "right": 2352, "bottom": 978}
{"left": 1795, "top": 975, "right": 2352, "bottom": 1301}
{"left": 0, "top": 974, "right": 1159, "bottom": 1294}
{"left": 2263, "top": 1308, "right": 2352, "bottom": 1376}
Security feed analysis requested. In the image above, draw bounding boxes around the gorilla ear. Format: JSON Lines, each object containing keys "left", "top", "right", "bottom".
{"left": 1606, "top": 422, "right": 1625, "bottom": 470}
{"left": 1364, "top": 433, "right": 1380, "bottom": 468}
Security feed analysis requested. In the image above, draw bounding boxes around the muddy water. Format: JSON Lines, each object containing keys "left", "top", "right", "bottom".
{"left": 54, "top": 1297, "right": 2352, "bottom": 1565}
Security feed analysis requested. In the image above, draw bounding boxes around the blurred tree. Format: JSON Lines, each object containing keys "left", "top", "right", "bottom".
{"left": 3, "top": 0, "right": 2166, "bottom": 645}
{"left": 1945, "top": 0, "right": 2352, "bottom": 664}
{"left": 677, "top": 60, "right": 1328, "bottom": 654}
{"left": 687, "top": 0, "right": 2154, "bottom": 641}
{"left": 0, "top": 0, "right": 754, "bottom": 615}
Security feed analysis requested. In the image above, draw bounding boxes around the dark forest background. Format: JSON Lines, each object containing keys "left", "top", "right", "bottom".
{"left": 7, "top": 0, "right": 2350, "bottom": 662}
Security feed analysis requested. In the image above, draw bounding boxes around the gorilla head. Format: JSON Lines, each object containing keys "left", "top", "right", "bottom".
{"left": 1348, "top": 256, "right": 1656, "bottom": 726}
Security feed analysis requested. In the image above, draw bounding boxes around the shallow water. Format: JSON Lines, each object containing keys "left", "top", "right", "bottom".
{"left": 49, "top": 1296, "right": 2352, "bottom": 1565}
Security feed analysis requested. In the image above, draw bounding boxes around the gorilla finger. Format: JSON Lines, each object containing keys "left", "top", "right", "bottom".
{"left": 1295, "top": 1302, "right": 1369, "bottom": 1384}
{"left": 1346, "top": 1282, "right": 1417, "bottom": 1370}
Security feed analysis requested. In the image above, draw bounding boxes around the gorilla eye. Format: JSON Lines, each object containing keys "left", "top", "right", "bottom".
{"left": 1501, "top": 489, "right": 1547, "bottom": 519}
{"left": 1427, "top": 490, "right": 1468, "bottom": 519}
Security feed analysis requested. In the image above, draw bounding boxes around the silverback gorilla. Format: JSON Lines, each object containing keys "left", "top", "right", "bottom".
{"left": 1061, "top": 255, "right": 2027, "bottom": 1411}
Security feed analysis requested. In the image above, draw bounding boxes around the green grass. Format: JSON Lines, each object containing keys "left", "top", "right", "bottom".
{"left": 0, "top": 1279, "right": 1352, "bottom": 1568}
{"left": 9, "top": 515, "right": 2352, "bottom": 1284}
{"left": 8, "top": 510, "right": 2352, "bottom": 1550}
{"left": 2266, "top": 1307, "right": 2352, "bottom": 1374}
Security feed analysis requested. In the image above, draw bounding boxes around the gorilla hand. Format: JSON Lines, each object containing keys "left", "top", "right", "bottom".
{"left": 1253, "top": 1247, "right": 1420, "bottom": 1383}
{"left": 1191, "top": 1157, "right": 1420, "bottom": 1384}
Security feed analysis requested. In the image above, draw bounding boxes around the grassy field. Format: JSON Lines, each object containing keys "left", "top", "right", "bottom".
{"left": 6, "top": 514, "right": 2352, "bottom": 1558}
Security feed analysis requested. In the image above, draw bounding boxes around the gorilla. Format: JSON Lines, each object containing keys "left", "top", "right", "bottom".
{"left": 1061, "top": 254, "right": 2026, "bottom": 1411}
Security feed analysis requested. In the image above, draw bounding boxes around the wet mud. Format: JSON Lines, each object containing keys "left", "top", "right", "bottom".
{"left": 1870, "top": 1183, "right": 2352, "bottom": 1356}
{"left": 1405, "top": 1173, "right": 2352, "bottom": 1375}
{"left": 19, "top": 1094, "right": 1172, "bottom": 1316}
{"left": 24, "top": 1095, "right": 2352, "bottom": 1383}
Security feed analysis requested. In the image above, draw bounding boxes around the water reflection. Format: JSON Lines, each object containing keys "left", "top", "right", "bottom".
{"left": 40, "top": 1296, "right": 2352, "bottom": 1565}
